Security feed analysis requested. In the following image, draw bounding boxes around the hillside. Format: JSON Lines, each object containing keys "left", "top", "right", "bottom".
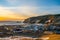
{"left": 24, "top": 14, "right": 60, "bottom": 24}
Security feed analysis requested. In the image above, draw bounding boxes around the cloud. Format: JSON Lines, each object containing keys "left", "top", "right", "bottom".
{"left": 0, "top": 6, "right": 16, "bottom": 18}
{"left": 12, "top": 6, "right": 38, "bottom": 17}
{"left": 0, "top": 6, "right": 39, "bottom": 21}
{"left": 0, "top": 6, "right": 29, "bottom": 21}
{"left": 1, "top": 6, "right": 38, "bottom": 16}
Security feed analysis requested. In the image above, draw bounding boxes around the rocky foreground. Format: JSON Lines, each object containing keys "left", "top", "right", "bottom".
{"left": 0, "top": 34, "right": 60, "bottom": 40}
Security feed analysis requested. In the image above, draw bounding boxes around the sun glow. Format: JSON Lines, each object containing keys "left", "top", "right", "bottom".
{"left": 0, "top": 6, "right": 27, "bottom": 21}
{"left": 0, "top": 6, "right": 38, "bottom": 21}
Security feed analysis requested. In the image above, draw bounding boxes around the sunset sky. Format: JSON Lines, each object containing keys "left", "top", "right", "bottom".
{"left": 0, "top": 0, "right": 60, "bottom": 21}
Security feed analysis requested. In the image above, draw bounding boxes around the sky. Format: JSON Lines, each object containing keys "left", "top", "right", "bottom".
{"left": 0, "top": 0, "right": 60, "bottom": 21}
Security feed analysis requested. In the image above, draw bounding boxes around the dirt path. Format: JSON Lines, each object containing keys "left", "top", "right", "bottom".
{"left": 40, "top": 34, "right": 60, "bottom": 40}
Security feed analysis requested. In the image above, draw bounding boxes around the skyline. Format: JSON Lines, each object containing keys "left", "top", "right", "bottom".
{"left": 0, "top": 0, "right": 60, "bottom": 21}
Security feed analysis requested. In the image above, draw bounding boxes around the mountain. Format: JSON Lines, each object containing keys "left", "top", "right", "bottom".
{"left": 24, "top": 14, "right": 60, "bottom": 24}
